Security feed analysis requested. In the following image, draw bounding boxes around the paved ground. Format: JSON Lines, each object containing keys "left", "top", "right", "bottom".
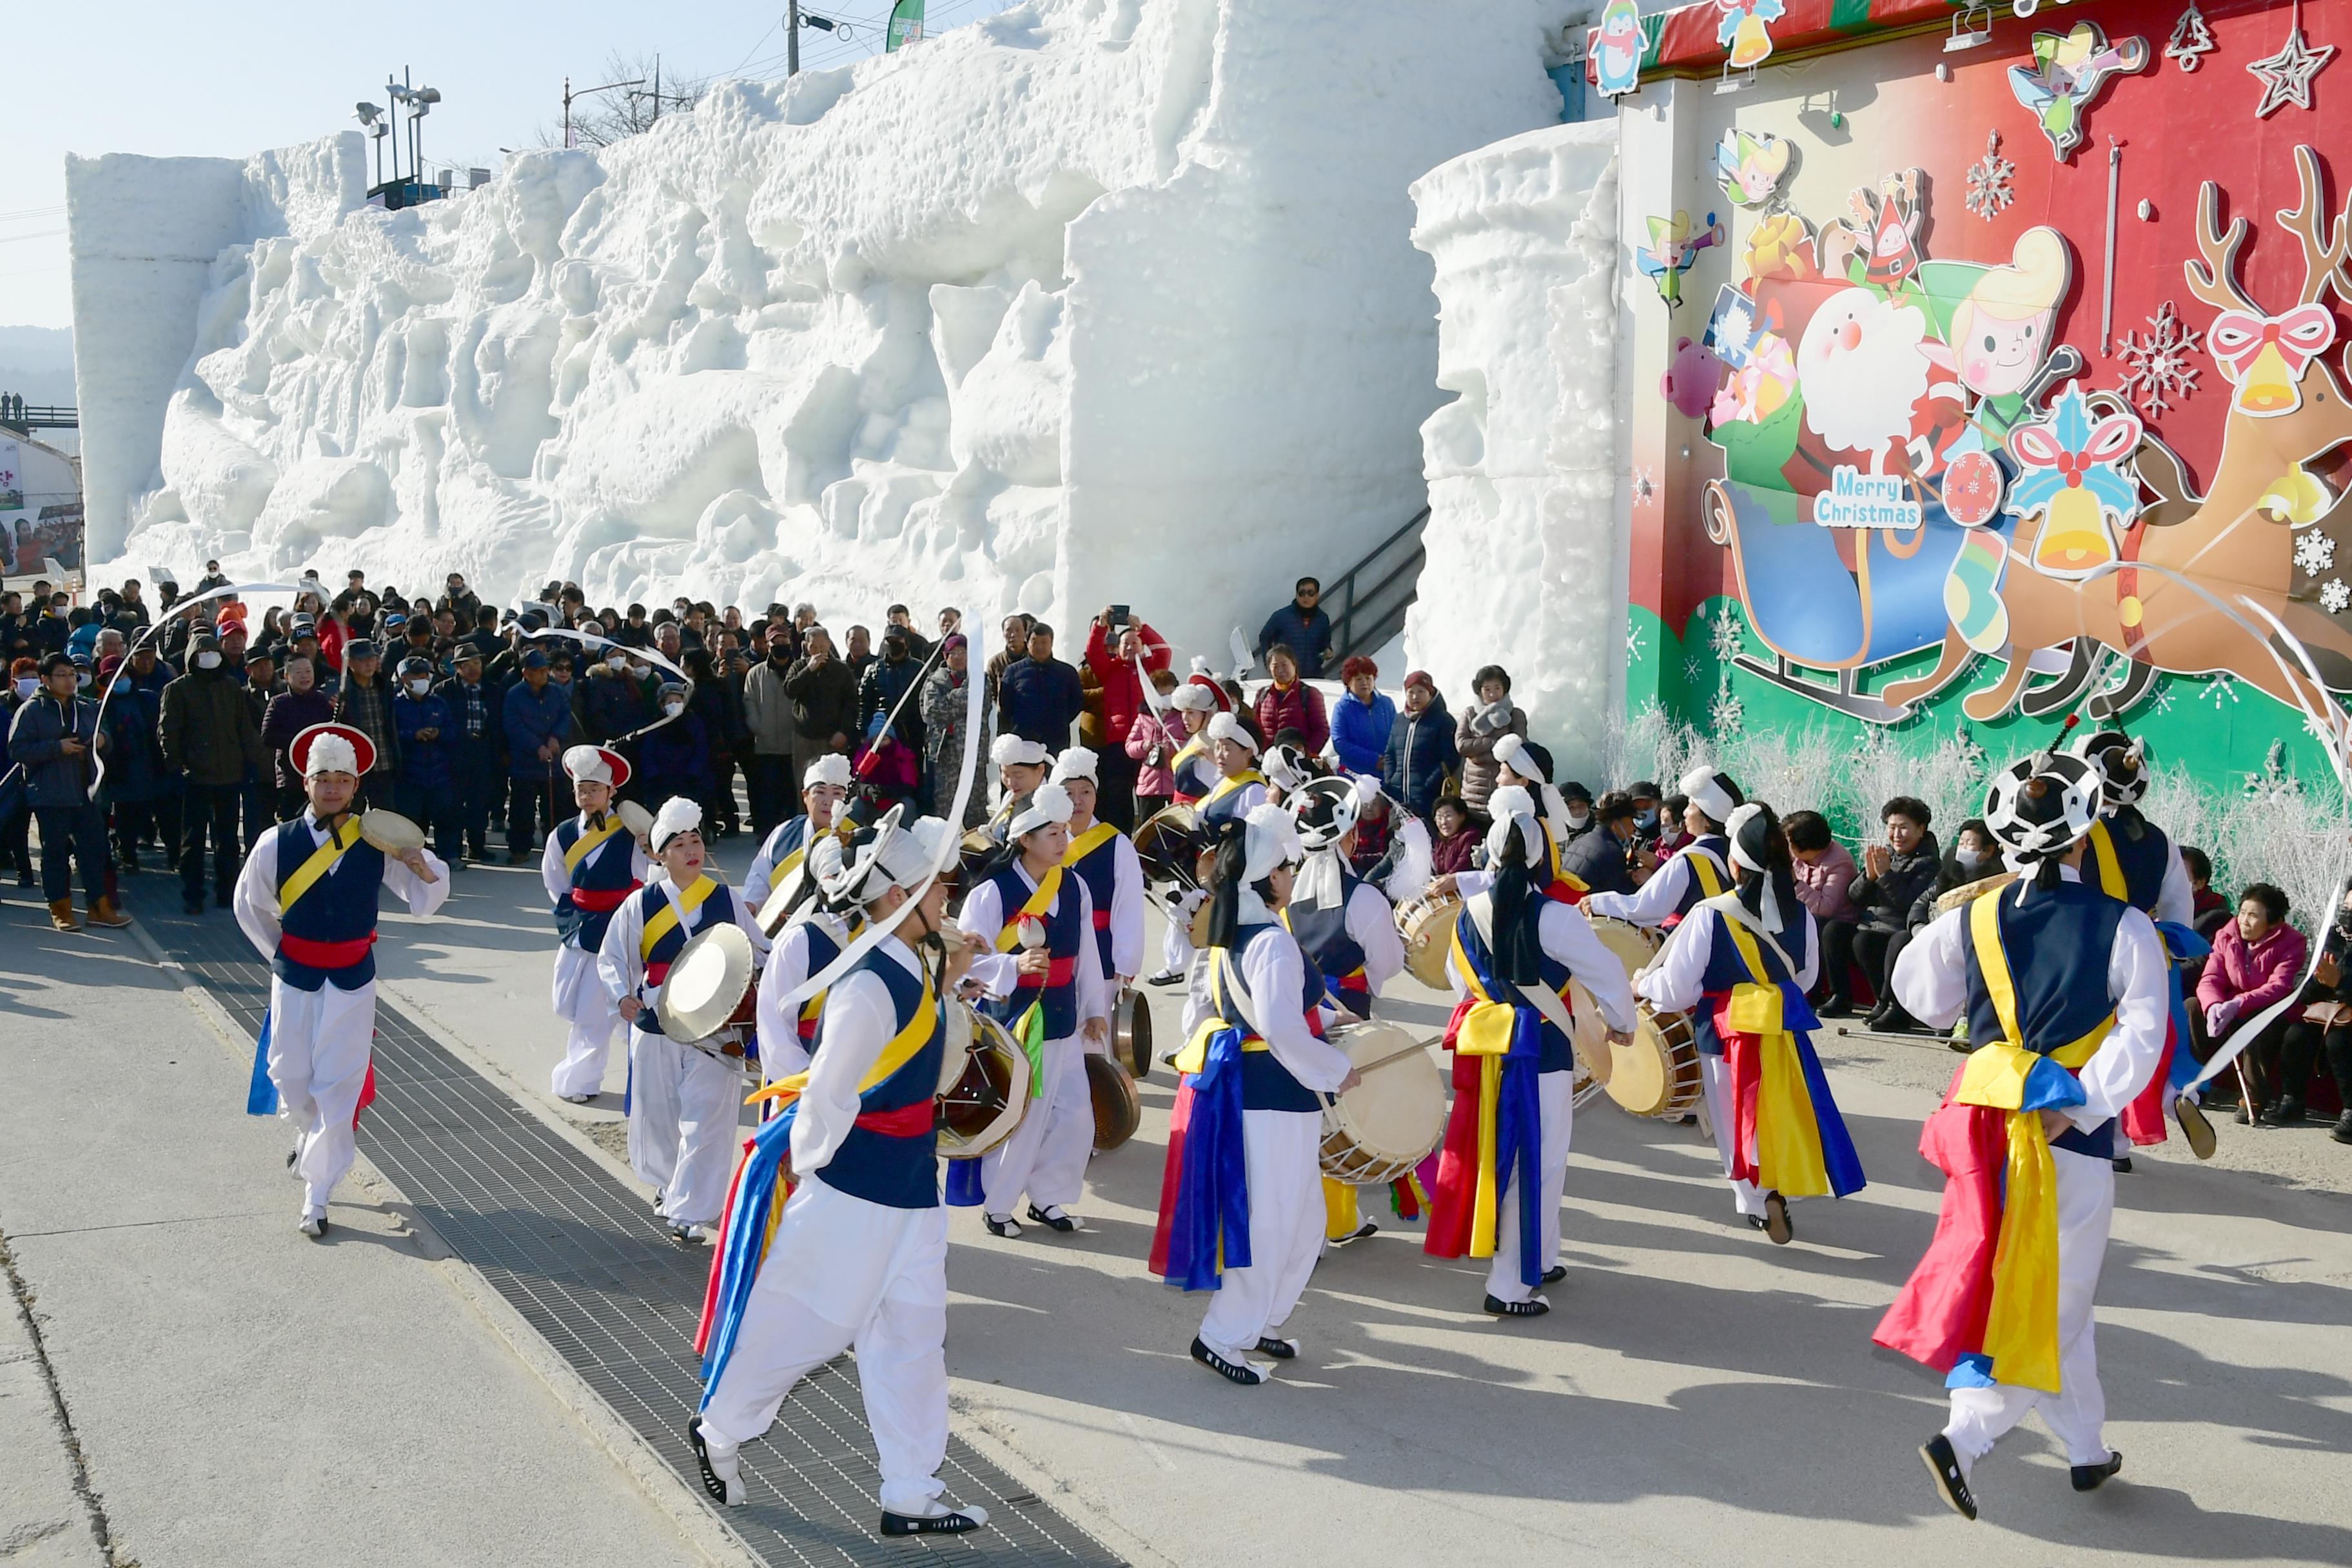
{"left": 6, "top": 842, "right": 2352, "bottom": 1565}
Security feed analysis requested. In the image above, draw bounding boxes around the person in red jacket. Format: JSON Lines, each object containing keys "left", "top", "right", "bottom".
{"left": 1254, "top": 645, "right": 1328, "bottom": 758}
{"left": 1081, "top": 608, "right": 1171, "bottom": 832}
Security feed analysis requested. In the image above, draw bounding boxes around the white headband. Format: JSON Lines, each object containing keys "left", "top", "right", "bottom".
{"left": 991, "top": 734, "right": 1050, "bottom": 769}
{"left": 803, "top": 752, "right": 850, "bottom": 791}
{"left": 1725, "top": 801, "right": 1785, "bottom": 933}
{"left": 1009, "top": 781, "right": 1075, "bottom": 839}
{"left": 1680, "top": 765, "right": 1740, "bottom": 826}
{"left": 1207, "top": 712, "right": 1257, "bottom": 754}
{"left": 1242, "top": 802, "right": 1303, "bottom": 885}
{"left": 1493, "top": 732, "right": 1544, "bottom": 783}
{"left": 651, "top": 796, "right": 703, "bottom": 851}
{"left": 838, "top": 807, "right": 953, "bottom": 905}
{"left": 1049, "top": 747, "right": 1099, "bottom": 786}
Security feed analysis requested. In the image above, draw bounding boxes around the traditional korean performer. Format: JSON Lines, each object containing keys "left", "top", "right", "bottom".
{"left": 545, "top": 744, "right": 649, "bottom": 1102}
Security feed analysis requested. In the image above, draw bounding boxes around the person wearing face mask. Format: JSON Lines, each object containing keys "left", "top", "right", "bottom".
{"left": 9, "top": 653, "right": 130, "bottom": 929}
{"left": 1785, "top": 810, "right": 1864, "bottom": 1017}
{"left": 3, "top": 656, "right": 39, "bottom": 886}
{"left": 160, "top": 631, "right": 270, "bottom": 916}
{"left": 582, "top": 642, "right": 652, "bottom": 745}
{"left": 1584, "top": 767, "right": 1743, "bottom": 934}
{"left": 636, "top": 680, "right": 714, "bottom": 816}
{"left": 391, "top": 656, "right": 459, "bottom": 866}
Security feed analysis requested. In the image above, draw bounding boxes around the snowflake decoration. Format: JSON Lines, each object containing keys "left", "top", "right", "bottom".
{"left": 1683, "top": 654, "right": 1706, "bottom": 684}
{"left": 1709, "top": 601, "right": 1747, "bottom": 662}
{"left": 2204, "top": 673, "right": 2242, "bottom": 709}
{"left": 2324, "top": 578, "right": 2351, "bottom": 615}
{"left": 2146, "top": 682, "right": 2176, "bottom": 717}
{"left": 1965, "top": 130, "right": 2015, "bottom": 222}
{"left": 1627, "top": 623, "right": 1646, "bottom": 661}
{"left": 1709, "top": 685, "right": 1747, "bottom": 736}
{"left": 1632, "top": 467, "right": 1658, "bottom": 507}
{"left": 2114, "top": 302, "right": 2202, "bottom": 416}
{"left": 2296, "top": 530, "right": 2337, "bottom": 578}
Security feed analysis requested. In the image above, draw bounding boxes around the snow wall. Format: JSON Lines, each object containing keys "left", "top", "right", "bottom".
{"left": 1406, "top": 122, "right": 1620, "bottom": 779}
{"left": 70, "top": 0, "right": 1571, "bottom": 658}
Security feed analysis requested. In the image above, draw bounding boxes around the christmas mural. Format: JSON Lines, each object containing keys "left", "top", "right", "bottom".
{"left": 1608, "top": 0, "right": 2352, "bottom": 796}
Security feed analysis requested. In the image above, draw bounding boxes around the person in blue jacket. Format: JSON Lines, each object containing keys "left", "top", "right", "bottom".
{"left": 1329, "top": 654, "right": 1395, "bottom": 776}
{"left": 393, "top": 655, "right": 459, "bottom": 863}
{"left": 503, "top": 649, "right": 576, "bottom": 863}
{"left": 1379, "top": 670, "right": 1458, "bottom": 820}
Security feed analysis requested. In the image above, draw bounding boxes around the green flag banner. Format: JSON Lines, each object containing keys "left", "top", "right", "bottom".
{"left": 887, "top": 0, "right": 925, "bottom": 52}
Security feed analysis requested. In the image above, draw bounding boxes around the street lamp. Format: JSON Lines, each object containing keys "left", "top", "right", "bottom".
{"left": 563, "top": 74, "right": 645, "bottom": 148}
{"left": 409, "top": 86, "right": 441, "bottom": 191}
{"left": 355, "top": 102, "right": 388, "bottom": 186}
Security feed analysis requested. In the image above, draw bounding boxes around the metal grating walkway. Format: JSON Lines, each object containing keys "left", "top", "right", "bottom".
{"left": 121, "top": 877, "right": 1122, "bottom": 1567}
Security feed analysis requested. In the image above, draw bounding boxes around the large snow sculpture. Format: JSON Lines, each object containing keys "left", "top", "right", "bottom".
{"left": 70, "top": 0, "right": 1568, "bottom": 657}
{"left": 1406, "top": 123, "right": 1619, "bottom": 775}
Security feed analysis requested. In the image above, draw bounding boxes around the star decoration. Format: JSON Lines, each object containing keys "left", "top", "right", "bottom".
{"left": 2249, "top": 16, "right": 2336, "bottom": 118}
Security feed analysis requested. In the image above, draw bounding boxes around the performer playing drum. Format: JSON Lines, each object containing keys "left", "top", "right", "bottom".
{"left": 598, "top": 799, "right": 770, "bottom": 1246}
{"left": 693, "top": 807, "right": 995, "bottom": 1537}
{"left": 743, "top": 752, "right": 850, "bottom": 913}
{"left": 1155, "top": 805, "right": 1358, "bottom": 1385}
{"left": 753, "top": 836, "right": 856, "bottom": 1083}
{"left": 233, "top": 722, "right": 449, "bottom": 1237}
{"left": 545, "top": 745, "right": 650, "bottom": 1102}
{"left": 1583, "top": 765, "right": 1742, "bottom": 931}
{"left": 1634, "top": 803, "right": 1866, "bottom": 1243}
{"left": 1143, "top": 676, "right": 1228, "bottom": 986}
{"left": 1284, "top": 775, "right": 1411, "bottom": 1244}
{"left": 1425, "top": 789, "right": 1637, "bottom": 1317}
{"left": 1050, "top": 747, "right": 1146, "bottom": 1001}
{"left": 1878, "top": 749, "right": 2166, "bottom": 1522}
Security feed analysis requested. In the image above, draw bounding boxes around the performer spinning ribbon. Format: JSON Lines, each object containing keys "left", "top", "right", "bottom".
{"left": 233, "top": 722, "right": 449, "bottom": 1238}
{"left": 598, "top": 799, "right": 769, "bottom": 1246}
{"left": 544, "top": 745, "right": 649, "bottom": 1103}
{"left": 956, "top": 783, "right": 1111, "bottom": 1235}
{"left": 1635, "top": 802, "right": 1866, "bottom": 1242}
{"left": 692, "top": 807, "right": 994, "bottom": 1537}
{"left": 1582, "top": 765, "right": 1741, "bottom": 930}
{"left": 1157, "top": 805, "right": 1358, "bottom": 1383}
{"left": 1425, "top": 787, "right": 1636, "bottom": 1315}
{"left": 1879, "top": 749, "right": 2167, "bottom": 1522}
{"left": 743, "top": 752, "right": 852, "bottom": 914}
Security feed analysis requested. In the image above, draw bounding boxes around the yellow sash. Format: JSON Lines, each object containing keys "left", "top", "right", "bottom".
{"left": 1061, "top": 821, "right": 1119, "bottom": 868}
{"left": 1440, "top": 912, "right": 1575, "bottom": 1259}
{"left": 1202, "top": 769, "right": 1266, "bottom": 808}
{"left": 641, "top": 874, "right": 718, "bottom": 960}
{"left": 282, "top": 819, "right": 363, "bottom": 914}
{"left": 749, "top": 968, "right": 939, "bottom": 1108}
{"left": 1170, "top": 735, "right": 1209, "bottom": 773}
{"left": 1714, "top": 910, "right": 1834, "bottom": 1199}
{"left": 2084, "top": 820, "right": 2131, "bottom": 902}
{"left": 1955, "top": 890, "right": 2112, "bottom": 1394}
{"left": 564, "top": 815, "right": 625, "bottom": 877}
{"left": 993, "top": 863, "right": 1066, "bottom": 952}
{"left": 1171, "top": 950, "right": 1275, "bottom": 1072}
{"left": 1685, "top": 843, "right": 1728, "bottom": 899}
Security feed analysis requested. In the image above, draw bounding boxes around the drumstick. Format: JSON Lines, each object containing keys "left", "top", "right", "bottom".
{"left": 1349, "top": 1040, "right": 1435, "bottom": 1078}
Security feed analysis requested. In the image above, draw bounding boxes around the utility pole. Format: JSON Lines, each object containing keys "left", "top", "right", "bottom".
{"left": 789, "top": 1, "right": 801, "bottom": 75}
{"left": 652, "top": 54, "right": 662, "bottom": 124}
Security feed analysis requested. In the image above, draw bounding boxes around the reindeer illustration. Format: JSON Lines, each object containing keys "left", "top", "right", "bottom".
{"left": 1882, "top": 145, "right": 2352, "bottom": 726}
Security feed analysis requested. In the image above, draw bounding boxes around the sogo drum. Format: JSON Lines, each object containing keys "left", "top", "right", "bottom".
{"left": 1318, "top": 1021, "right": 1446, "bottom": 1188}
{"left": 1395, "top": 890, "right": 1464, "bottom": 990}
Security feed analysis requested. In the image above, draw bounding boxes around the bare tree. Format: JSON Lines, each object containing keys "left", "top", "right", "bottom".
{"left": 533, "top": 51, "right": 709, "bottom": 150}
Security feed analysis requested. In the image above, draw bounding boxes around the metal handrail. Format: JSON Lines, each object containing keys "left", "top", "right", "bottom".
{"left": 0, "top": 395, "right": 77, "bottom": 433}
{"left": 1325, "top": 504, "right": 1429, "bottom": 663}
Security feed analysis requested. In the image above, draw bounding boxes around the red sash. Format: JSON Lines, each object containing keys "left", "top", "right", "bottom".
{"left": 854, "top": 1100, "right": 936, "bottom": 1137}
{"left": 571, "top": 884, "right": 637, "bottom": 913}
{"left": 279, "top": 932, "right": 375, "bottom": 968}
{"left": 1015, "top": 954, "right": 1078, "bottom": 990}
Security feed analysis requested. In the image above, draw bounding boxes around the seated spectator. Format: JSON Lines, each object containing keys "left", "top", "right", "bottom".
{"left": 1627, "top": 779, "right": 1664, "bottom": 850}
{"left": 1255, "top": 644, "right": 1329, "bottom": 758}
{"left": 2281, "top": 886, "right": 2352, "bottom": 1144}
{"left": 2200, "top": 883, "right": 2310, "bottom": 1126}
{"left": 1854, "top": 795, "right": 1940, "bottom": 1033}
{"left": 1785, "top": 809, "right": 1862, "bottom": 1017}
{"left": 1453, "top": 665, "right": 1524, "bottom": 812}
{"left": 1329, "top": 655, "right": 1394, "bottom": 776}
{"left": 1255, "top": 577, "right": 1333, "bottom": 678}
{"left": 1560, "top": 789, "right": 1640, "bottom": 898}
{"left": 1428, "top": 794, "right": 1480, "bottom": 875}
{"left": 1654, "top": 791, "right": 1692, "bottom": 858}
{"left": 2181, "top": 846, "right": 2231, "bottom": 937}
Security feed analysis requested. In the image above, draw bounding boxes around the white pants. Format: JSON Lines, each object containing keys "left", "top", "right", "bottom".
{"left": 1199, "top": 1108, "right": 1324, "bottom": 1357}
{"left": 1943, "top": 1147, "right": 2115, "bottom": 1473}
{"left": 549, "top": 945, "right": 620, "bottom": 1099}
{"left": 699, "top": 1180, "right": 950, "bottom": 1515}
{"left": 1159, "top": 891, "right": 1200, "bottom": 977}
{"left": 627, "top": 1030, "right": 742, "bottom": 1224}
{"left": 980, "top": 1032, "right": 1091, "bottom": 1217}
{"left": 1487, "top": 1069, "right": 1576, "bottom": 1303}
{"left": 267, "top": 976, "right": 378, "bottom": 1215}
{"left": 1698, "top": 1054, "right": 1767, "bottom": 1217}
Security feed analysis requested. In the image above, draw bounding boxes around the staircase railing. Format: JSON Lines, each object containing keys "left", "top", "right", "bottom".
{"left": 0, "top": 395, "right": 77, "bottom": 435}
{"left": 1324, "top": 504, "right": 1430, "bottom": 665}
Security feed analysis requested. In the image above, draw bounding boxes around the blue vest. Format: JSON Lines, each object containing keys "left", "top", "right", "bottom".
{"left": 1675, "top": 835, "right": 1734, "bottom": 917}
{"left": 1065, "top": 827, "right": 1122, "bottom": 977}
{"left": 982, "top": 860, "right": 1085, "bottom": 1040}
{"left": 1455, "top": 897, "right": 1578, "bottom": 1072}
{"left": 812, "top": 948, "right": 944, "bottom": 1210}
{"left": 1689, "top": 900, "right": 1812, "bottom": 1057}
{"left": 552, "top": 814, "right": 639, "bottom": 950}
{"left": 761, "top": 815, "right": 810, "bottom": 878}
{"left": 1170, "top": 741, "right": 1215, "bottom": 801}
{"left": 1216, "top": 922, "right": 1329, "bottom": 1112}
{"left": 1287, "top": 874, "right": 1371, "bottom": 1013}
{"left": 1199, "top": 775, "right": 1260, "bottom": 830}
{"left": 2091, "top": 809, "right": 2171, "bottom": 914}
{"left": 1961, "top": 880, "right": 2128, "bottom": 1158}
{"left": 273, "top": 818, "right": 385, "bottom": 992}
{"left": 632, "top": 878, "right": 742, "bottom": 1037}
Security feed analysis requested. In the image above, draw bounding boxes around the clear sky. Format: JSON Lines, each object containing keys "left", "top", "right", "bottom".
{"left": 0, "top": 0, "right": 1010, "bottom": 331}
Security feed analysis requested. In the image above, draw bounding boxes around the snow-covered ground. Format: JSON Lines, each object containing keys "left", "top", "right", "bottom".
{"left": 70, "top": 0, "right": 1574, "bottom": 660}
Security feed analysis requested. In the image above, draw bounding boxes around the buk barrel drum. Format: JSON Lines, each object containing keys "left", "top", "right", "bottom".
{"left": 357, "top": 808, "right": 426, "bottom": 854}
{"left": 1933, "top": 869, "right": 2017, "bottom": 916}
{"left": 657, "top": 923, "right": 758, "bottom": 1045}
{"left": 1087, "top": 1053, "right": 1142, "bottom": 1152}
{"left": 616, "top": 799, "right": 656, "bottom": 841}
{"left": 1113, "top": 986, "right": 1153, "bottom": 1081}
{"left": 1318, "top": 1021, "right": 1447, "bottom": 1188}
{"left": 1568, "top": 914, "right": 1660, "bottom": 1098}
{"left": 1395, "top": 890, "right": 1464, "bottom": 990}
{"left": 936, "top": 1004, "right": 1034, "bottom": 1159}
{"left": 1133, "top": 803, "right": 1202, "bottom": 887}
{"left": 1602, "top": 1004, "right": 1705, "bottom": 1120}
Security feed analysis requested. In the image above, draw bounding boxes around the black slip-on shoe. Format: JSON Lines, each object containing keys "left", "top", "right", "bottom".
{"left": 1255, "top": 1337, "right": 1300, "bottom": 1360}
{"left": 2071, "top": 1450, "right": 2122, "bottom": 1493}
{"left": 689, "top": 1418, "right": 745, "bottom": 1505}
{"left": 1483, "top": 1293, "right": 1551, "bottom": 1318}
{"left": 881, "top": 1504, "right": 988, "bottom": 1536}
{"left": 2177, "top": 1097, "right": 2218, "bottom": 1159}
{"left": 1541, "top": 1264, "right": 1568, "bottom": 1285}
{"left": 1190, "top": 1337, "right": 1266, "bottom": 1385}
{"left": 1764, "top": 1193, "right": 1794, "bottom": 1245}
{"left": 984, "top": 1213, "right": 1023, "bottom": 1239}
{"left": 1921, "top": 1434, "right": 1978, "bottom": 1521}
{"left": 1327, "top": 1221, "right": 1378, "bottom": 1247}
{"left": 1025, "top": 1204, "right": 1079, "bottom": 1233}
